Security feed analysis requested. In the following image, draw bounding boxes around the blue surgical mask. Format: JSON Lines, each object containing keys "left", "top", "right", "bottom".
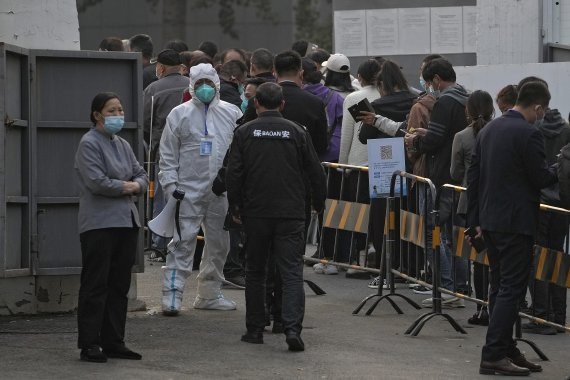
{"left": 238, "top": 84, "right": 245, "bottom": 95}
{"left": 195, "top": 84, "right": 216, "bottom": 103}
{"left": 419, "top": 76, "right": 426, "bottom": 91}
{"left": 240, "top": 98, "right": 249, "bottom": 113}
{"left": 428, "top": 85, "right": 440, "bottom": 98}
{"left": 103, "top": 116, "right": 124, "bottom": 135}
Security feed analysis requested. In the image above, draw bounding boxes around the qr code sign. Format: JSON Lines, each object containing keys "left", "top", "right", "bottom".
{"left": 380, "top": 145, "right": 393, "bottom": 160}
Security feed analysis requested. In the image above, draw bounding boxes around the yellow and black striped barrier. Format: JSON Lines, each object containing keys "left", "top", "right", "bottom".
{"left": 322, "top": 199, "right": 369, "bottom": 233}
{"left": 533, "top": 246, "right": 570, "bottom": 288}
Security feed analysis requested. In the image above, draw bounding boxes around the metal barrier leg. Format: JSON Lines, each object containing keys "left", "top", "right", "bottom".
{"left": 514, "top": 316, "right": 549, "bottom": 361}
{"left": 304, "top": 280, "right": 326, "bottom": 295}
{"left": 353, "top": 197, "right": 421, "bottom": 316}
{"left": 404, "top": 200, "right": 466, "bottom": 336}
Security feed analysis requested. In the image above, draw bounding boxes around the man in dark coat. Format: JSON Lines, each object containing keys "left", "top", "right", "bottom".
{"left": 467, "top": 81, "right": 557, "bottom": 376}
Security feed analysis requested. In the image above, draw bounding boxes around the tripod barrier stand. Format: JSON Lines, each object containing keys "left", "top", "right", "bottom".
{"left": 403, "top": 180, "right": 466, "bottom": 336}
{"left": 304, "top": 162, "right": 374, "bottom": 295}
{"left": 353, "top": 170, "right": 432, "bottom": 316}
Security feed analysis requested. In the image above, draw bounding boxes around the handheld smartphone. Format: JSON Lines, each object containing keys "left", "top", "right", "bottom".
{"left": 464, "top": 227, "right": 485, "bottom": 252}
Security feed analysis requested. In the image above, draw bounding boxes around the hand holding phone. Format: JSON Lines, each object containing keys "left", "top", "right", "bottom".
{"left": 464, "top": 226, "right": 485, "bottom": 252}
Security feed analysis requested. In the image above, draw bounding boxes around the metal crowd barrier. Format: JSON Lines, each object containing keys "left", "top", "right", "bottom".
{"left": 303, "top": 162, "right": 376, "bottom": 273}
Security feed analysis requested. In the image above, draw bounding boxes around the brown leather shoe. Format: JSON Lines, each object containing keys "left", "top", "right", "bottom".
{"left": 479, "top": 358, "right": 530, "bottom": 376}
{"left": 508, "top": 353, "right": 542, "bottom": 372}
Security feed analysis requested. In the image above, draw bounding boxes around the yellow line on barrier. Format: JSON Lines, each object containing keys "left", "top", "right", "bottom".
{"left": 354, "top": 204, "right": 367, "bottom": 233}
{"left": 389, "top": 211, "right": 395, "bottom": 230}
{"left": 456, "top": 229, "right": 464, "bottom": 257}
{"left": 400, "top": 211, "right": 407, "bottom": 240}
{"left": 536, "top": 247, "right": 548, "bottom": 280}
{"left": 432, "top": 226, "right": 440, "bottom": 249}
{"left": 552, "top": 252, "right": 562, "bottom": 284}
{"left": 442, "top": 184, "right": 466, "bottom": 192}
{"left": 417, "top": 215, "right": 424, "bottom": 246}
{"left": 539, "top": 203, "right": 570, "bottom": 215}
{"left": 339, "top": 202, "right": 351, "bottom": 229}
{"left": 410, "top": 211, "right": 417, "bottom": 243}
{"left": 470, "top": 248, "right": 477, "bottom": 262}
{"left": 324, "top": 200, "right": 337, "bottom": 227}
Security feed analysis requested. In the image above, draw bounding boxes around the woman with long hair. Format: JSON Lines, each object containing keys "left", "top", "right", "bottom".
{"left": 450, "top": 89, "right": 494, "bottom": 325}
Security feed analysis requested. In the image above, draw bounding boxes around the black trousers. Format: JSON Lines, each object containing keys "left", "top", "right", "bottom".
{"left": 481, "top": 231, "right": 533, "bottom": 361}
{"left": 243, "top": 217, "right": 305, "bottom": 335}
{"left": 77, "top": 227, "right": 138, "bottom": 349}
{"left": 530, "top": 210, "right": 568, "bottom": 323}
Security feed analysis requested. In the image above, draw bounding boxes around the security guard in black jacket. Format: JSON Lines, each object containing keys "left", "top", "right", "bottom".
{"left": 226, "top": 82, "right": 326, "bottom": 351}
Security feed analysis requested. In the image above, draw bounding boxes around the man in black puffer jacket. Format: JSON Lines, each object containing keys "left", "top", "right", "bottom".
{"left": 405, "top": 58, "right": 470, "bottom": 300}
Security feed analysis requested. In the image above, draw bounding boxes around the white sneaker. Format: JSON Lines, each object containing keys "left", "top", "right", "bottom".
{"left": 322, "top": 264, "right": 338, "bottom": 275}
{"left": 368, "top": 276, "right": 380, "bottom": 289}
{"left": 313, "top": 263, "right": 325, "bottom": 274}
{"left": 413, "top": 286, "right": 432, "bottom": 295}
{"left": 443, "top": 297, "right": 465, "bottom": 308}
{"left": 408, "top": 283, "right": 421, "bottom": 289}
{"left": 421, "top": 293, "right": 458, "bottom": 308}
{"left": 193, "top": 295, "right": 237, "bottom": 310}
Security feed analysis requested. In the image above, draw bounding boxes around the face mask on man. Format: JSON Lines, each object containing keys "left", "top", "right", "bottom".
{"left": 240, "top": 98, "right": 249, "bottom": 113}
{"left": 103, "top": 116, "right": 125, "bottom": 135}
{"left": 195, "top": 84, "right": 216, "bottom": 103}
{"left": 428, "top": 84, "right": 440, "bottom": 98}
{"left": 419, "top": 76, "right": 426, "bottom": 91}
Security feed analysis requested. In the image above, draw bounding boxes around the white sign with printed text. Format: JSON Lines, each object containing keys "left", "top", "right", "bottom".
{"left": 367, "top": 137, "right": 406, "bottom": 197}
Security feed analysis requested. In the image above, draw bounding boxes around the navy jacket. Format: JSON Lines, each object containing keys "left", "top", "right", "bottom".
{"left": 467, "top": 110, "right": 557, "bottom": 236}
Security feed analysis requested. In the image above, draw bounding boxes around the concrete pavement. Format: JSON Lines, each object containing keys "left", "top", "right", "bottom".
{"left": 1, "top": 248, "right": 569, "bottom": 379}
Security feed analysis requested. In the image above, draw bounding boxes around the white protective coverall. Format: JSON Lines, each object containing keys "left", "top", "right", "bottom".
{"left": 159, "top": 63, "right": 242, "bottom": 313}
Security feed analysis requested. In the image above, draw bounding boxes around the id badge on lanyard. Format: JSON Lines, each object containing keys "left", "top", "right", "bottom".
{"left": 200, "top": 138, "right": 212, "bottom": 156}
{"left": 200, "top": 105, "right": 212, "bottom": 156}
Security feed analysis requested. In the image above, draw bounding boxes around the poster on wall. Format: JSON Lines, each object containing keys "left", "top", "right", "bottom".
{"left": 367, "top": 137, "right": 406, "bottom": 197}
{"left": 334, "top": 10, "right": 367, "bottom": 57}
{"left": 430, "top": 7, "right": 463, "bottom": 54}
{"left": 398, "top": 7, "right": 431, "bottom": 55}
{"left": 366, "top": 9, "right": 398, "bottom": 56}
{"left": 463, "top": 6, "right": 477, "bottom": 52}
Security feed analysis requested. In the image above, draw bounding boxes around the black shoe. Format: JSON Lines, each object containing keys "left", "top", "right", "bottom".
{"left": 468, "top": 309, "right": 489, "bottom": 326}
{"left": 241, "top": 331, "right": 263, "bottom": 344}
{"left": 507, "top": 353, "right": 542, "bottom": 373}
{"left": 479, "top": 358, "right": 530, "bottom": 376}
{"left": 285, "top": 333, "right": 305, "bottom": 352}
{"left": 80, "top": 345, "right": 107, "bottom": 363}
{"left": 272, "top": 321, "right": 284, "bottom": 334}
{"left": 102, "top": 345, "right": 142, "bottom": 360}
{"left": 521, "top": 322, "right": 557, "bottom": 335}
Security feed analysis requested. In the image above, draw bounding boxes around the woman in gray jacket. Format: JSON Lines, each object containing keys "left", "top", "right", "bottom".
{"left": 450, "top": 90, "right": 494, "bottom": 326}
{"left": 75, "top": 92, "right": 148, "bottom": 363}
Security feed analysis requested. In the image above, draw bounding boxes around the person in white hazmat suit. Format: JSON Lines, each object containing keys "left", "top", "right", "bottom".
{"left": 158, "top": 63, "right": 242, "bottom": 315}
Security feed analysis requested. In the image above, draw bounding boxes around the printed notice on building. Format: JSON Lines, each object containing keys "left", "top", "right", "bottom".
{"left": 430, "top": 7, "right": 463, "bottom": 54}
{"left": 367, "top": 138, "right": 406, "bottom": 197}
{"left": 366, "top": 9, "right": 398, "bottom": 56}
{"left": 334, "top": 10, "right": 367, "bottom": 57}
{"left": 398, "top": 7, "right": 431, "bottom": 55}
{"left": 462, "top": 6, "right": 477, "bottom": 52}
